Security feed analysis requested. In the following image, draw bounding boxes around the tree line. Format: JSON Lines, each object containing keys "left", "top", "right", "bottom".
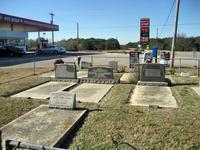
{"left": 27, "top": 34, "right": 200, "bottom": 51}
{"left": 27, "top": 38, "right": 120, "bottom": 51}
{"left": 125, "top": 34, "right": 200, "bottom": 51}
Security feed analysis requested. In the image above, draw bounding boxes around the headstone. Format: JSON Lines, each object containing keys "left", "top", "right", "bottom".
{"left": 81, "top": 61, "right": 92, "bottom": 69}
{"left": 49, "top": 91, "right": 76, "bottom": 109}
{"left": 64, "top": 62, "right": 76, "bottom": 65}
{"left": 55, "top": 64, "right": 77, "bottom": 79}
{"left": 108, "top": 61, "right": 118, "bottom": 72}
{"left": 88, "top": 67, "right": 113, "bottom": 79}
{"left": 140, "top": 64, "right": 165, "bottom": 82}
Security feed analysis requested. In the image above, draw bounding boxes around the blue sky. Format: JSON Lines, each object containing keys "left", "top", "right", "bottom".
{"left": 1, "top": 0, "right": 200, "bottom": 44}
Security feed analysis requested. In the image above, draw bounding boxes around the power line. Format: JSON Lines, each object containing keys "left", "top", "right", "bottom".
{"left": 79, "top": 23, "right": 200, "bottom": 30}
{"left": 159, "top": 0, "right": 176, "bottom": 37}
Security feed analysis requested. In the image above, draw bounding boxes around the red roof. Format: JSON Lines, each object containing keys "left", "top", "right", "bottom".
{"left": 0, "top": 13, "right": 59, "bottom": 32}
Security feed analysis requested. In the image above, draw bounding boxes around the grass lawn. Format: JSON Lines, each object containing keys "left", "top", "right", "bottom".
{"left": 0, "top": 67, "right": 200, "bottom": 150}
{"left": 69, "top": 83, "right": 200, "bottom": 150}
{"left": 0, "top": 67, "right": 52, "bottom": 84}
{"left": 0, "top": 98, "right": 47, "bottom": 127}
{"left": 0, "top": 76, "right": 50, "bottom": 97}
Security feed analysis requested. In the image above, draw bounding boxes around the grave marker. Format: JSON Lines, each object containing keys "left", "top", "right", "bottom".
{"left": 81, "top": 61, "right": 92, "bottom": 69}
{"left": 140, "top": 64, "right": 165, "bottom": 82}
{"left": 88, "top": 67, "right": 113, "bottom": 79}
{"left": 55, "top": 64, "right": 77, "bottom": 79}
{"left": 49, "top": 92, "right": 76, "bottom": 109}
{"left": 108, "top": 61, "right": 118, "bottom": 72}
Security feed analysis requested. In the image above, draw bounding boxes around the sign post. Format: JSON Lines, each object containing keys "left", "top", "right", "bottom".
{"left": 153, "top": 47, "right": 158, "bottom": 63}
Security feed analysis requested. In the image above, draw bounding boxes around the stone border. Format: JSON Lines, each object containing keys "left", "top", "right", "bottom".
{"left": 51, "top": 78, "right": 80, "bottom": 83}
{"left": 53, "top": 109, "right": 87, "bottom": 147}
{"left": 80, "top": 78, "right": 119, "bottom": 84}
{"left": 137, "top": 81, "right": 168, "bottom": 86}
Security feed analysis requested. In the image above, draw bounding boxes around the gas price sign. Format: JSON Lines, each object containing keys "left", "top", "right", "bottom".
{"left": 140, "top": 18, "right": 150, "bottom": 45}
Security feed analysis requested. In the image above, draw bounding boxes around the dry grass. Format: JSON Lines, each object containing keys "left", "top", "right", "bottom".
{"left": 0, "top": 67, "right": 200, "bottom": 149}
{"left": 0, "top": 67, "right": 52, "bottom": 84}
{"left": 69, "top": 84, "right": 200, "bottom": 150}
{"left": 0, "top": 76, "right": 50, "bottom": 97}
{"left": 0, "top": 98, "right": 47, "bottom": 127}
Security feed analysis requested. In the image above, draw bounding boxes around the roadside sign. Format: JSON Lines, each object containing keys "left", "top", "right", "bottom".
{"left": 129, "top": 51, "right": 139, "bottom": 68}
{"left": 140, "top": 18, "right": 150, "bottom": 45}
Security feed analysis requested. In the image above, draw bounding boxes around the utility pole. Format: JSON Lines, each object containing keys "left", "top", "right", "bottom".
{"left": 170, "top": 0, "right": 180, "bottom": 68}
{"left": 156, "top": 28, "right": 158, "bottom": 39}
{"left": 49, "top": 12, "right": 55, "bottom": 45}
{"left": 77, "top": 22, "right": 79, "bottom": 40}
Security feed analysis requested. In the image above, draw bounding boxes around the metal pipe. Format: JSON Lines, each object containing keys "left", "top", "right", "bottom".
{"left": 5, "top": 140, "right": 67, "bottom": 150}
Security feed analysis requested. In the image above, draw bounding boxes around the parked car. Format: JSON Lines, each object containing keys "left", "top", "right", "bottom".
{"left": 37, "top": 45, "right": 66, "bottom": 55}
{"left": 0, "top": 45, "right": 25, "bottom": 57}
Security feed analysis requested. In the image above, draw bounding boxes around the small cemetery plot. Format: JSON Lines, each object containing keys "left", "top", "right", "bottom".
{"left": 1, "top": 105, "right": 86, "bottom": 149}
{"left": 130, "top": 86, "right": 178, "bottom": 108}
{"left": 12, "top": 82, "right": 76, "bottom": 99}
{"left": 70, "top": 83, "right": 113, "bottom": 103}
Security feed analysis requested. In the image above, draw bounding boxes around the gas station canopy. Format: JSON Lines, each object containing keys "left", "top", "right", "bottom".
{"left": 0, "top": 13, "right": 59, "bottom": 32}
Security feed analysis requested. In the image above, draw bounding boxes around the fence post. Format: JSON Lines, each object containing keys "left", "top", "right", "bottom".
{"left": 33, "top": 55, "right": 36, "bottom": 75}
{"left": 179, "top": 58, "right": 181, "bottom": 75}
{"left": 91, "top": 56, "right": 94, "bottom": 65}
{"left": 198, "top": 59, "right": 200, "bottom": 88}
{"left": 0, "top": 130, "right": 2, "bottom": 150}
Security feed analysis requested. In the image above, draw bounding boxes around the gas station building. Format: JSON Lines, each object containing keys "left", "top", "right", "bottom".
{"left": 0, "top": 13, "right": 59, "bottom": 51}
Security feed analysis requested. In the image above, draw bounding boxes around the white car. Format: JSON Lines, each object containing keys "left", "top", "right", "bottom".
{"left": 38, "top": 45, "right": 66, "bottom": 55}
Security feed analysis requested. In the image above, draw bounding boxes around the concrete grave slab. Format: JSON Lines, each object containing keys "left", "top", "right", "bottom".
{"left": 1, "top": 105, "right": 86, "bottom": 149}
{"left": 70, "top": 83, "right": 113, "bottom": 103}
{"left": 39, "top": 71, "right": 87, "bottom": 79}
{"left": 192, "top": 87, "right": 200, "bottom": 96}
{"left": 130, "top": 85, "right": 178, "bottom": 108}
{"left": 120, "top": 73, "right": 135, "bottom": 83}
{"left": 12, "top": 82, "right": 76, "bottom": 99}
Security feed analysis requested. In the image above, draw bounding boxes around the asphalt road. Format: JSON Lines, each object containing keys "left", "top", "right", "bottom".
{"left": 0, "top": 51, "right": 199, "bottom": 69}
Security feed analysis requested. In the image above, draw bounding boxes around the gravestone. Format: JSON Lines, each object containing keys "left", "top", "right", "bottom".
{"left": 140, "top": 64, "right": 165, "bottom": 82}
{"left": 49, "top": 91, "right": 76, "bottom": 109}
{"left": 108, "top": 61, "right": 118, "bottom": 72}
{"left": 88, "top": 67, "right": 113, "bottom": 79}
{"left": 55, "top": 64, "right": 77, "bottom": 79}
{"left": 81, "top": 61, "right": 92, "bottom": 69}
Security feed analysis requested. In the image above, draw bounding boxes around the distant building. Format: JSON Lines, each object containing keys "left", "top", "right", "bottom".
{"left": 0, "top": 13, "right": 59, "bottom": 51}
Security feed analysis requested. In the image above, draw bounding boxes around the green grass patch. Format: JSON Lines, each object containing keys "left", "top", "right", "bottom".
{"left": 69, "top": 84, "right": 200, "bottom": 150}
{"left": 171, "top": 76, "right": 199, "bottom": 85}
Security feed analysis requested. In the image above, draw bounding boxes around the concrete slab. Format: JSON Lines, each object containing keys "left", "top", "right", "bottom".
{"left": 39, "top": 71, "right": 87, "bottom": 78}
{"left": 192, "top": 87, "right": 200, "bottom": 96}
{"left": 70, "top": 83, "right": 113, "bottom": 103}
{"left": 1, "top": 105, "right": 86, "bottom": 148}
{"left": 12, "top": 82, "right": 76, "bottom": 99}
{"left": 120, "top": 73, "right": 135, "bottom": 83}
{"left": 130, "top": 85, "right": 178, "bottom": 108}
